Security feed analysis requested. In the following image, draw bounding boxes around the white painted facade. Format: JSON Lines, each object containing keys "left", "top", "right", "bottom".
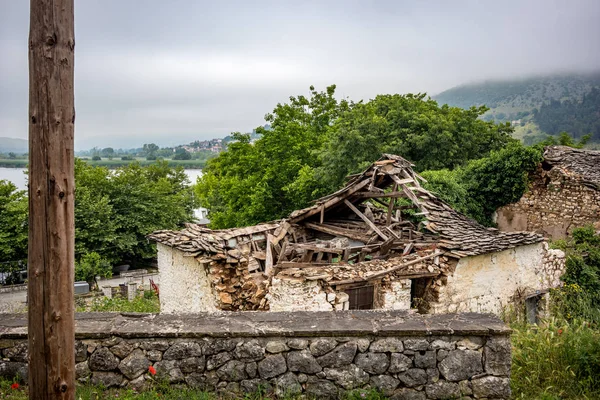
{"left": 431, "top": 243, "right": 565, "bottom": 315}
{"left": 157, "top": 243, "right": 217, "bottom": 313}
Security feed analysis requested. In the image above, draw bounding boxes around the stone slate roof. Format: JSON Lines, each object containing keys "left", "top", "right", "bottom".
{"left": 544, "top": 146, "right": 600, "bottom": 189}
{"left": 149, "top": 154, "right": 543, "bottom": 265}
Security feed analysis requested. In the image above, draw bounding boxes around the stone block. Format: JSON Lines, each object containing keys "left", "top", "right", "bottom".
{"left": 258, "top": 353, "right": 287, "bottom": 379}
{"left": 317, "top": 342, "right": 357, "bottom": 368}
{"left": 354, "top": 352, "right": 389, "bottom": 374}
{"left": 484, "top": 335, "right": 511, "bottom": 376}
{"left": 397, "top": 368, "right": 428, "bottom": 387}
{"left": 265, "top": 340, "right": 289, "bottom": 354}
{"left": 403, "top": 338, "right": 429, "bottom": 351}
{"left": 305, "top": 379, "right": 339, "bottom": 399}
{"left": 89, "top": 347, "right": 120, "bottom": 371}
{"left": 323, "top": 364, "right": 370, "bottom": 389}
{"left": 438, "top": 350, "right": 483, "bottom": 382}
{"left": 425, "top": 381, "right": 461, "bottom": 399}
{"left": 388, "top": 353, "right": 412, "bottom": 373}
{"left": 310, "top": 338, "right": 338, "bottom": 356}
{"left": 217, "top": 360, "right": 248, "bottom": 381}
{"left": 163, "top": 342, "right": 202, "bottom": 360}
{"left": 287, "top": 350, "right": 322, "bottom": 374}
{"left": 414, "top": 351, "right": 436, "bottom": 368}
{"left": 472, "top": 376, "right": 511, "bottom": 399}
{"left": 119, "top": 349, "right": 151, "bottom": 380}
{"left": 370, "top": 338, "right": 404, "bottom": 353}
{"left": 371, "top": 375, "right": 400, "bottom": 395}
{"left": 91, "top": 371, "right": 123, "bottom": 388}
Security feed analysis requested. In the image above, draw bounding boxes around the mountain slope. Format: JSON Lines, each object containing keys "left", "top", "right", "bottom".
{"left": 433, "top": 72, "right": 600, "bottom": 143}
{"left": 0, "top": 137, "right": 28, "bottom": 154}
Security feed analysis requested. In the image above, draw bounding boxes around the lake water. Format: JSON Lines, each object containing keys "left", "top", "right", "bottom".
{"left": 0, "top": 167, "right": 208, "bottom": 220}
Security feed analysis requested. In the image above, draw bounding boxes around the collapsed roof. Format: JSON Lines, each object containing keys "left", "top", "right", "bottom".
{"left": 149, "top": 154, "right": 542, "bottom": 282}
{"left": 543, "top": 146, "right": 600, "bottom": 189}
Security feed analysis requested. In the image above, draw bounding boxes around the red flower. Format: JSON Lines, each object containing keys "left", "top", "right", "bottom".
{"left": 11, "top": 382, "right": 20, "bottom": 390}
{"left": 148, "top": 365, "right": 156, "bottom": 375}
{"left": 558, "top": 329, "right": 563, "bottom": 335}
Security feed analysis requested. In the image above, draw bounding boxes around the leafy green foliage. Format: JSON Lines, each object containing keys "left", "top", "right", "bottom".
{"left": 75, "top": 159, "right": 197, "bottom": 264}
{"left": 551, "top": 226, "right": 600, "bottom": 324}
{"left": 197, "top": 86, "right": 514, "bottom": 229}
{"left": 421, "top": 142, "right": 543, "bottom": 225}
{"left": 196, "top": 85, "right": 346, "bottom": 228}
{"left": 0, "top": 180, "right": 28, "bottom": 282}
{"left": 534, "top": 87, "right": 600, "bottom": 141}
{"left": 458, "top": 142, "right": 543, "bottom": 224}
{"left": 74, "top": 252, "right": 111, "bottom": 284}
{"left": 0, "top": 161, "right": 196, "bottom": 285}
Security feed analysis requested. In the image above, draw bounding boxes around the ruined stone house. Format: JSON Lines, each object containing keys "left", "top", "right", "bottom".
{"left": 149, "top": 154, "right": 565, "bottom": 317}
{"left": 496, "top": 145, "right": 600, "bottom": 239}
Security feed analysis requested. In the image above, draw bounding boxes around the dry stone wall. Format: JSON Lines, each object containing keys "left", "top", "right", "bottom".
{"left": 0, "top": 311, "right": 511, "bottom": 399}
{"left": 496, "top": 166, "right": 600, "bottom": 238}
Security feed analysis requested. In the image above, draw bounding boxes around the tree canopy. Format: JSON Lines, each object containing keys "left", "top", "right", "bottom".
{"left": 0, "top": 161, "right": 197, "bottom": 283}
{"left": 196, "top": 86, "right": 515, "bottom": 229}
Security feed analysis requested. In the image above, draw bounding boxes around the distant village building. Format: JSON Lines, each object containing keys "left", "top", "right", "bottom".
{"left": 150, "top": 154, "right": 564, "bottom": 318}
{"left": 496, "top": 146, "right": 600, "bottom": 239}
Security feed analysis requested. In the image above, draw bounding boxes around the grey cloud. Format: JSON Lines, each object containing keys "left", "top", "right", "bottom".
{"left": 1, "top": 0, "right": 599, "bottom": 149}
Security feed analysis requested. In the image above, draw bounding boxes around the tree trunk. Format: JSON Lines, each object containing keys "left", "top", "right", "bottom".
{"left": 28, "top": 0, "right": 76, "bottom": 398}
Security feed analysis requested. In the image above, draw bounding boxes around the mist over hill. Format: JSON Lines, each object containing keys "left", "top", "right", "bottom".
{"left": 433, "top": 72, "right": 600, "bottom": 143}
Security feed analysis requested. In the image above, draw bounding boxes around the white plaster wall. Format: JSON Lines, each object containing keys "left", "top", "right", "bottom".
{"left": 381, "top": 280, "right": 412, "bottom": 310}
{"left": 157, "top": 243, "right": 218, "bottom": 313}
{"left": 431, "top": 243, "right": 563, "bottom": 315}
{"left": 267, "top": 277, "right": 333, "bottom": 312}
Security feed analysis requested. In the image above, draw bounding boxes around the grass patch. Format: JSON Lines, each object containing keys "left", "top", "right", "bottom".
{"left": 511, "top": 317, "right": 600, "bottom": 399}
{"left": 0, "top": 381, "right": 387, "bottom": 399}
{"left": 76, "top": 290, "right": 160, "bottom": 313}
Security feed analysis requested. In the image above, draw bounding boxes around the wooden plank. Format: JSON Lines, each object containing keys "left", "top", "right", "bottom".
{"left": 355, "top": 191, "right": 407, "bottom": 199}
{"left": 403, "top": 243, "right": 414, "bottom": 255}
{"left": 302, "top": 250, "right": 315, "bottom": 263}
{"left": 315, "top": 252, "right": 324, "bottom": 262}
{"left": 320, "top": 204, "right": 325, "bottom": 224}
{"left": 288, "top": 243, "right": 344, "bottom": 254}
{"left": 265, "top": 234, "right": 274, "bottom": 275}
{"left": 330, "top": 252, "right": 442, "bottom": 285}
{"left": 276, "top": 262, "right": 335, "bottom": 269}
{"left": 290, "top": 178, "right": 372, "bottom": 223}
{"left": 28, "top": 0, "right": 76, "bottom": 397}
{"left": 277, "top": 240, "right": 288, "bottom": 263}
{"left": 387, "top": 183, "right": 398, "bottom": 225}
{"left": 343, "top": 199, "right": 389, "bottom": 241}
{"left": 304, "top": 222, "right": 372, "bottom": 243}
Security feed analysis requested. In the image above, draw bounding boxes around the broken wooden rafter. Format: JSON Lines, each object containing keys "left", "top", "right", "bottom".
{"left": 343, "top": 199, "right": 389, "bottom": 241}
{"left": 329, "top": 251, "right": 442, "bottom": 285}
{"left": 304, "top": 222, "right": 372, "bottom": 243}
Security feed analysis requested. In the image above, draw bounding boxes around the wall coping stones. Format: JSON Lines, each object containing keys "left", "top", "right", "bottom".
{"left": 0, "top": 311, "right": 510, "bottom": 340}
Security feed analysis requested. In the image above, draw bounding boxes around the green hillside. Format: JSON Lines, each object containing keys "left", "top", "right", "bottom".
{"left": 433, "top": 72, "right": 600, "bottom": 143}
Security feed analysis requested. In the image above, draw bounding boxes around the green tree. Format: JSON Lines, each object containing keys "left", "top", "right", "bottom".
{"left": 74, "top": 251, "right": 111, "bottom": 284}
{"left": 196, "top": 85, "right": 346, "bottom": 228}
{"left": 173, "top": 148, "right": 192, "bottom": 160}
{"left": 101, "top": 147, "right": 115, "bottom": 159}
{"left": 197, "top": 87, "right": 515, "bottom": 229}
{"left": 143, "top": 143, "right": 160, "bottom": 158}
{"left": 0, "top": 180, "right": 28, "bottom": 283}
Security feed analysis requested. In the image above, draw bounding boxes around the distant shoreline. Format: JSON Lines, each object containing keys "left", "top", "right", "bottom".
{"left": 0, "top": 159, "right": 207, "bottom": 169}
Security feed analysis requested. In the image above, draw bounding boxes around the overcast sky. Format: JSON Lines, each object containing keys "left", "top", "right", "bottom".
{"left": 1, "top": 0, "right": 599, "bottom": 149}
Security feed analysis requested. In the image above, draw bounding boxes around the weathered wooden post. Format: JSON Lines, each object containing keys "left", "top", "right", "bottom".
{"left": 28, "top": 0, "right": 76, "bottom": 398}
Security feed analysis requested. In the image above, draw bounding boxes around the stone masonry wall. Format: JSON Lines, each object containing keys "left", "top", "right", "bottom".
{"left": 430, "top": 243, "right": 565, "bottom": 315}
{"left": 496, "top": 167, "right": 600, "bottom": 239}
{"left": 0, "top": 312, "right": 512, "bottom": 399}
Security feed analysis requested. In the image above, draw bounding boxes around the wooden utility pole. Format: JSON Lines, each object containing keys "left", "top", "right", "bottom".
{"left": 28, "top": 0, "right": 76, "bottom": 398}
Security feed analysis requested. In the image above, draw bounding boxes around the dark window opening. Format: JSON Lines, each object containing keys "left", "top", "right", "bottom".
{"left": 525, "top": 294, "right": 543, "bottom": 324}
{"left": 411, "top": 278, "right": 434, "bottom": 313}
{"left": 346, "top": 285, "right": 375, "bottom": 310}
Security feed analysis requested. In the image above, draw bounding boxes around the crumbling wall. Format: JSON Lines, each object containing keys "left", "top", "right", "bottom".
{"left": 430, "top": 243, "right": 565, "bottom": 315}
{"left": 157, "top": 244, "right": 217, "bottom": 313}
{"left": 381, "top": 280, "right": 412, "bottom": 310}
{"left": 267, "top": 277, "right": 349, "bottom": 312}
{"left": 496, "top": 167, "right": 600, "bottom": 239}
{"left": 0, "top": 311, "right": 513, "bottom": 399}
